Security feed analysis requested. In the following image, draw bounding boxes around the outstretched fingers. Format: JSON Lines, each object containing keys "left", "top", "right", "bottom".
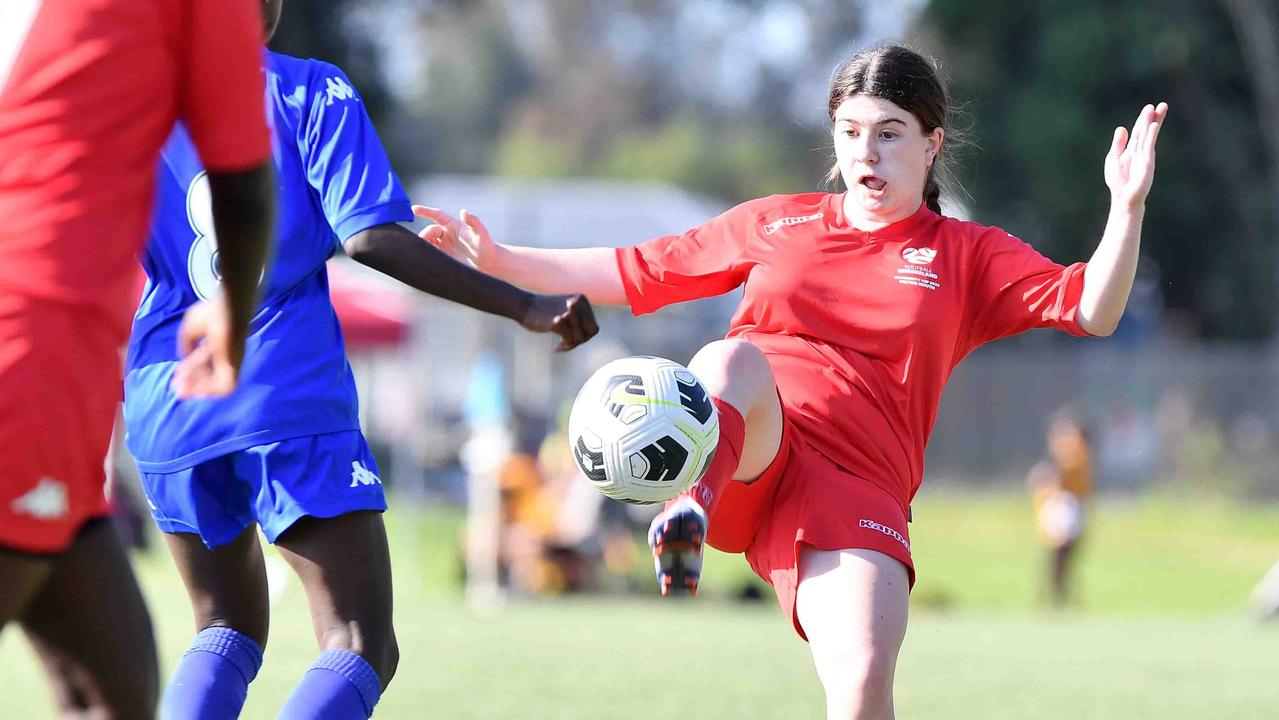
{"left": 419, "top": 223, "right": 447, "bottom": 246}
{"left": 1129, "top": 104, "right": 1153, "bottom": 157}
{"left": 1144, "top": 119, "right": 1162, "bottom": 156}
{"left": 1110, "top": 125, "right": 1128, "bottom": 159}
{"left": 1143, "top": 102, "right": 1168, "bottom": 155}
{"left": 413, "top": 205, "right": 464, "bottom": 243}
{"left": 412, "top": 204, "right": 457, "bottom": 229}
{"left": 462, "top": 208, "right": 491, "bottom": 236}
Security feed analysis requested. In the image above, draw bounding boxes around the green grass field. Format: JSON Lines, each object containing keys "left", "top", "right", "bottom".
{"left": 2, "top": 492, "right": 1277, "bottom": 718}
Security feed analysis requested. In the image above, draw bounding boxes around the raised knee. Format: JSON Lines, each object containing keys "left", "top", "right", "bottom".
{"left": 693, "top": 338, "right": 766, "bottom": 368}
{"left": 689, "top": 339, "right": 774, "bottom": 392}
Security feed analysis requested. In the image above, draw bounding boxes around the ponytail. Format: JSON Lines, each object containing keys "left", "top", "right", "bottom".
{"left": 923, "top": 171, "right": 942, "bottom": 214}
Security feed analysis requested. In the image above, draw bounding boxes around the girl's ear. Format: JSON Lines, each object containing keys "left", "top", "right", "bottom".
{"left": 926, "top": 127, "right": 944, "bottom": 167}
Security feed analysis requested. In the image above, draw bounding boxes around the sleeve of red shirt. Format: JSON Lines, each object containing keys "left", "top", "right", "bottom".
{"left": 615, "top": 201, "right": 757, "bottom": 316}
{"left": 179, "top": 0, "right": 270, "bottom": 171}
{"left": 964, "top": 227, "right": 1093, "bottom": 349}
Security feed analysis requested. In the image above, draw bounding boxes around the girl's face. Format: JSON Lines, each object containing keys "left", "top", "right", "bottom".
{"left": 832, "top": 94, "right": 943, "bottom": 225}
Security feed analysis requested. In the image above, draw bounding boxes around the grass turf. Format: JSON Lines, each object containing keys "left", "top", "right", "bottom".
{"left": 1, "top": 492, "right": 1276, "bottom": 718}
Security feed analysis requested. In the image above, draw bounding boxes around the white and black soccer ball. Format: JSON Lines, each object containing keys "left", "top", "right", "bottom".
{"left": 568, "top": 356, "right": 719, "bottom": 505}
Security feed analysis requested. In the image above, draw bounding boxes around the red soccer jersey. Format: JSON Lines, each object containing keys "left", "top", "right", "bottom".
{"left": 617, "top": 193, "right": 1090, "bottom": 512}
{"left": 0, "top": 0, "right": 269, "bottom": 335}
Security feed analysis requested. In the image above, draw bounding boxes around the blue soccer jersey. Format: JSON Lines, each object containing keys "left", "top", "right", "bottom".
{"left": 124, "top": 52, "right": 413, "bottom": 473}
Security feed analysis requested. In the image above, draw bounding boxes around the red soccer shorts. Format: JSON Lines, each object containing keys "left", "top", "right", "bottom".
{"left": 708, "top": 410, "right": 915, "bottom": 640}
{"left": 0, "top": 293, "right": 117, "bottom": 554}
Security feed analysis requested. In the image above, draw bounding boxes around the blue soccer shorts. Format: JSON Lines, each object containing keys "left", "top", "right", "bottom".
{"left": 138, "top": 430, "right": 387, "bottom": 548}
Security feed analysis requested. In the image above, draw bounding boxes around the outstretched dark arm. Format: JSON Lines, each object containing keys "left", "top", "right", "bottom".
{"left": 344, "top": 223, "right": 598, "bottom": 350}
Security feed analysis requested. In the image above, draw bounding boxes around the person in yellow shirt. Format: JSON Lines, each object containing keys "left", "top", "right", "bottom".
{"left": 1028, "top": 412, "right": 1093, "bottom": 607}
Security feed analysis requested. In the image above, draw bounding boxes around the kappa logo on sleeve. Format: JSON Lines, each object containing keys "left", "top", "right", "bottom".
{"left": 858, "top": 518, "right": 910, "bottom": 551}
{"left": 762, "top": 212, "right": 824, "bottom": 236}
{"left": 324, "top": 76, "right": 358, "bottom": 106}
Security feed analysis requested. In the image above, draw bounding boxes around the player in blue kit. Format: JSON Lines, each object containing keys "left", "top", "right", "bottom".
{"left": 123, "top": 2, "right": 598, "bottom": 718}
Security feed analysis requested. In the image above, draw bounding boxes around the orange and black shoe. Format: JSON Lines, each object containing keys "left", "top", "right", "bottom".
{"left": 647, "top": 495, "right": 707, "bottom": 597}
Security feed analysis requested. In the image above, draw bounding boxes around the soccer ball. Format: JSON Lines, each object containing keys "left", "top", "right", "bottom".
{"left": 568, "top": 356, "right": 719, "bottom": 505}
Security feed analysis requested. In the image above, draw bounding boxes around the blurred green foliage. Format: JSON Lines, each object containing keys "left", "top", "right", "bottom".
{"left": 923, "top": 0, "right": 1278, "bottom": 340}
{"left": 270, "top": 0, "right": 1276, "bottom": 340}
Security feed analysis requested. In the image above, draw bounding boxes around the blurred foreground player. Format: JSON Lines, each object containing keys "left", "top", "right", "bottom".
{"left": 0, "top": 0, "right": 274, "bottom": 716}
{"left": 125, "top": 2, "right": 597, "bottom": 717}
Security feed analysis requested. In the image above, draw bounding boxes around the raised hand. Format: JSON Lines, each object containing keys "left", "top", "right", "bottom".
{"left": 413, "top": 205, "right": 501, "bottom": 273}
{"left": 1105, "top": 102, "right": 1167, "bottom": 209}
{"left": 521, "top": 293, "right": 599, "bottom": 351}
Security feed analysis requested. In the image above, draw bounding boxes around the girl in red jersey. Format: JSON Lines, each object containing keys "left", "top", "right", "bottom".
{"left": 417, "top": 45, "right": 1165, "bottom": 720}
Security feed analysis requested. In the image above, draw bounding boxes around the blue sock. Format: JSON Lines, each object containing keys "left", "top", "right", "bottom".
{"left": 277, "top": 650, "right": 382, "bottom": 719}
{"left": 161, "top": 626, "right": 264, "bottom": 720}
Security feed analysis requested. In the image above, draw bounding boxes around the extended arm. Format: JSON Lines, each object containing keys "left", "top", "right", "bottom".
{"left": 413, "top": 206, "right": 629, "bottom": 306}
{"left": 1077, "top": 103, "right": 1167, "bottom": 336}
{"left": 344, "top": 222, "right": 598, "bottom": 350}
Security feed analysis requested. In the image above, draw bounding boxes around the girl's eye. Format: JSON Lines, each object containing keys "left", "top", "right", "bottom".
{"left": 880, "top": 130, "right": 897, "bottom": 140}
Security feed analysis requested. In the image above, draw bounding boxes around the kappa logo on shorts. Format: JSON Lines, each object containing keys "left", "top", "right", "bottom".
{"left": 349, "top": 461, "right": 381, "bottom": 488}
{"left": 11, "top": 477, "right": 69, "bottom": 520}
{"left": 858, "top": 518, "right": 910, "bottom": 552}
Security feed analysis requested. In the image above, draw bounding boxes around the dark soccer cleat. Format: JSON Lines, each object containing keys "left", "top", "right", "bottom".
{"left": 648, "top": 495, "right": 708, "bottom": 597}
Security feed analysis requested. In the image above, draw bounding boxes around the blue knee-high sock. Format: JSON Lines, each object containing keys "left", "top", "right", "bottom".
{"left": 161, "top": 626, "right": 264, "bottom": 720}
{"left": 276, "top": 650, "right": 382, "bottom": 720}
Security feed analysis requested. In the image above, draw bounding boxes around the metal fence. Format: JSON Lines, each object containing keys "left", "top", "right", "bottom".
{"left": 928, "top": 338, "right": 1279, "bottom": 498}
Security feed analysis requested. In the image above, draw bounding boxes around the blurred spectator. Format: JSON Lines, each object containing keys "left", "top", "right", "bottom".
{"left": 496, "top": 446, "right": 566, "bottom": 594}
{"left": 539, "top": 403, "right": 642, "bottom": 593}
{"left": 489, "top": 406, "right": 643, "bottom": 597}
{"left": 1028, "top": 412, "right": 1093, "bottom": 608}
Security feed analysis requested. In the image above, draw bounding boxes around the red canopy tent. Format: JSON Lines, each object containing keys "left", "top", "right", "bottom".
{"left": 326, "top": 260, "right": 415, "bottom": 349}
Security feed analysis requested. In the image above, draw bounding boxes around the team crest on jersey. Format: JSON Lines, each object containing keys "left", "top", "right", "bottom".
{"left": 901, "top": 247, "right": 937, "bottom": 265}
{"left": 894, "top": 246, "right": 941, "bottom": 291}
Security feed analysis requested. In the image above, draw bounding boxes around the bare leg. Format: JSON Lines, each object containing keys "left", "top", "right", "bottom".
{"left": 20, "top": 517, "right": 158, "bottom": 719}
{"left": 165, "top": 526, "right": 271, "bottom": 646}
{"left": 0, "top": 547, "right": 53, "bottom": 626}
{"left": 797, "top": 547, "right": 909, "bottom": 720}
{"left": 1051, "top": 541, "right": 1077, "bottom": 608}
{"left": 686, "top": 338, "right": 784, "bottom": 481}
{"left": 274, "top": 511, "right": 398, "bottom": 686}
{"left": 649, "top": 339, "right": 788, "bottom": 594}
